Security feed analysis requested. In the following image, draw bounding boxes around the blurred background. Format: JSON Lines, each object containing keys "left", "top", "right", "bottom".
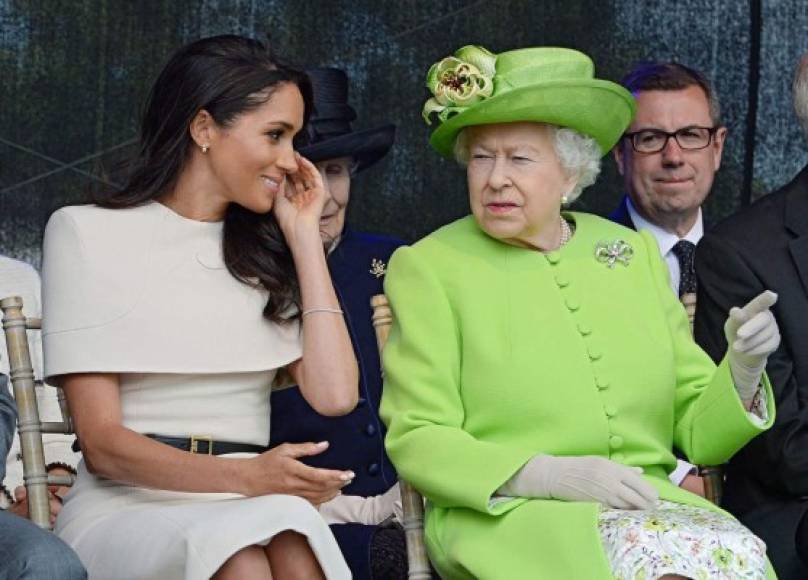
{"left": 1, "top": 0, "right": 806, "bottom": 267}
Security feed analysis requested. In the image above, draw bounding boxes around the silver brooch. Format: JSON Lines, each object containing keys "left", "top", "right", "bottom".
{"left": 369, "top": 258, "right": 387, "bottom": 278}
{"left": 595, "top": 239, "right": 634, "bottom": 268}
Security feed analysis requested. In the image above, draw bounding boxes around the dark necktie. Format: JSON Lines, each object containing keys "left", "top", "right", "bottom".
{"left": 671, "top": 240, "right": 697, "bottom": 297}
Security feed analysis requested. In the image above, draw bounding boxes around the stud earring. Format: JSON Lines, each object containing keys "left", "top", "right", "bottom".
{"left": 561, "top": 194, "right": 569, "bottom": 205}
{"left": 201, "top": 144, "right": 210, "bottom": 154}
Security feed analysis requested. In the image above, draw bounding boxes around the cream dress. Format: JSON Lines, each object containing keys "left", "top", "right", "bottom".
{"left": 42, "top": 202, "right": 350, "bottom": 580}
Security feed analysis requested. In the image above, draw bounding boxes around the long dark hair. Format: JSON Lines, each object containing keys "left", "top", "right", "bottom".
{"left": 95, "top": 35, "right": 313, "bottom": 323}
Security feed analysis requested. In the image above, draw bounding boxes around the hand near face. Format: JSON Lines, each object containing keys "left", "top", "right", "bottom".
{"left": 273, "top": 153, "right": 328, "bottom": 249}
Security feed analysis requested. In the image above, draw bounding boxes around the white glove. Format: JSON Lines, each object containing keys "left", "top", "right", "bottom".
{"left": 498, "top": 454, "right": 658, "bottom": 510}
{"left": 724, "top": 290, "right": 781, "bottom": 402}
{"left": 318, "top": 482, "right": 403, "bottom": 525}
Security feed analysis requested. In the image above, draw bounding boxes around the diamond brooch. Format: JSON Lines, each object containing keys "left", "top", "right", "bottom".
{"left": 369, "top": 258, "right": 388, "bottom": 278}
{"left": 595, "top": 239, "right": 634, "bottom": 269}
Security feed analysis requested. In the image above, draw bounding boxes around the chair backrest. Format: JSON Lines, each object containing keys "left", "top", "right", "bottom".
{"left": 371, "top": 294, "right": 433, "bottom": 580}
{"left": 0, "top": 295, "right": 74, "bottom": 529}
{"left": 682, "top": 292, "right": 697, "bottom": 334}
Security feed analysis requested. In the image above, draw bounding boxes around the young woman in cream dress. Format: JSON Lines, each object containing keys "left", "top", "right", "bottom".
{"left": 43, "top": 35, "right": 357, "bottom": 580}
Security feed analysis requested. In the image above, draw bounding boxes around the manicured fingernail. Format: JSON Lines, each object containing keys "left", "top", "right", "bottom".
{"left": 317, "top": 441, "right": 329, "bottom": 447}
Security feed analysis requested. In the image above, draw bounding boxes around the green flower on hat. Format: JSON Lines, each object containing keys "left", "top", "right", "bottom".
{"left": 422, "top": 45, "right": 497, "bottom": 125}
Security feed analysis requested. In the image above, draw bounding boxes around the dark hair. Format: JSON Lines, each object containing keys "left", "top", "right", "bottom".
{"left": 95, "top": 35, "right": 313, "bottom": 324}
{"left": 620, "top": 62, "right": 721, "bottom": 125}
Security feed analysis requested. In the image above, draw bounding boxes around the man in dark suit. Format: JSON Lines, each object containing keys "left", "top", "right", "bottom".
{"left": 269, "top": 68, "right": 406, "bottom": 580}
{"left": 694, "top": 54, "right": 808, "bottom": 580}
{"left": 610, "top": 62, "right": 728, "bottom": 495}
{"left": 610, "top": 62, "right": 727, "bottom": 299}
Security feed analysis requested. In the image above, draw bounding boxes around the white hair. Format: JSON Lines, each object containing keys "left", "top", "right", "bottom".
{"left": 793, "top": 55, "right": 808, "bottom": 141}
{"left": 453, "top": 124, "right": 602, "bottom": 202}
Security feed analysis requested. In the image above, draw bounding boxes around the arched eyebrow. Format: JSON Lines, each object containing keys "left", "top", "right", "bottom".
{"left": 263, "top": 121, "right": 295, "bottom": 130}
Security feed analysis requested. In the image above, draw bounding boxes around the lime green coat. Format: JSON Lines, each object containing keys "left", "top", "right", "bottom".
{"left": 380, "top": 213, "right": 776, "bottom": 579}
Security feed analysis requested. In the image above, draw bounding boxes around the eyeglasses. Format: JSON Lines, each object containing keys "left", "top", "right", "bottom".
{"left": 623, "top": 126, "right": 718, "bottom": 154}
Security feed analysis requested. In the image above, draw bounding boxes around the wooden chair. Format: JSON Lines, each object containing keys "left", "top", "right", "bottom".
{"left": 1, "top": 295, "right": 75, "bottom": 529}
{"left": 371, "top": 294, "right": 432, "bottom": 580}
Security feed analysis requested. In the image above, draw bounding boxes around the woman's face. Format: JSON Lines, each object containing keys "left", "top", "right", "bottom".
{"left": 466, "top": 122, "right": 576, "bottom": 248}
{"left": 315, "top": 156, "right": 353, "bottom": 247}
{"left": 206, "top": 82, "right": 305, "bottom": 214}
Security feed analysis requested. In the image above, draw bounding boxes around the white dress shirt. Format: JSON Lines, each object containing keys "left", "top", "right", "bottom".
{"left": 626, "top": 197, "right": 704, "bottom": 296}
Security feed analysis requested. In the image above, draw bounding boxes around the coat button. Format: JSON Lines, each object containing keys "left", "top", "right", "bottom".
{"left": 565, "top": 298, "right": 580, "bottom": 312}
{"left": 612, "top": 452, "right": 625, "bottom": 462}
{"left": 555, "top": 275, "right": 570, "bottom": 288}
{"left": 368, "top": 463, "right": 380, "bottom": 476}
{"left": 365, "top": 424, "right": 377, "bottom": 436}
{"left": 596, "top": 378, "right": 610, "bottom": 390}
{"left": 546, "top": 252, "right": 561, "bottom": 265}
{"left": 357, "top": 397, "right": 367, "bottom": 407}
{"left": 588, "top": 347, "right": 602, "bottom": 361}
{"left": 609, "top": 435, "right": 624, "bottom": 449}
{"left": 604, "top": 405, "right": 617, "bottom": 418}
{"left": 577, "top": 323, "right": 592, "bottom": 336}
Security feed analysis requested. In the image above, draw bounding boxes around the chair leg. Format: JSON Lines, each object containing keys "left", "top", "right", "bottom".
{"left": 400, "top": 480, "right": 432, "bottom": 580}
{"left": 1, "top": 297, "right": 50, "bottom": 529}
{"left": 699, "top": 465, "right": 724, "bottom": 506}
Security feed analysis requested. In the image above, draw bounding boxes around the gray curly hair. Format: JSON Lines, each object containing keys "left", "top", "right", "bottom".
{"left": 453, "top": 124, "right": 602, "bottom": 202}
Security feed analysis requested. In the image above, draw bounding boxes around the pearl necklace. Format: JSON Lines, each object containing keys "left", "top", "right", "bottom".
{"left": 558, "top": 215, "right": 573, "bottom": 248}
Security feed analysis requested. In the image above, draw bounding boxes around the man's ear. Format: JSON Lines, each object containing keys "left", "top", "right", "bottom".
{"left": 612, "top": 143, "right": 626, "bottom": 176}
{"left": 189, "top": 109, "right": 217, "bottom": 151}
{"left": 712, "top": 126, "right": 728, "bottom": 171}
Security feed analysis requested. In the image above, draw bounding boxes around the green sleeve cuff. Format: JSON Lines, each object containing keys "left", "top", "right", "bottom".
{"left": 685, "top": 356, "right": 775, "bottom": 465}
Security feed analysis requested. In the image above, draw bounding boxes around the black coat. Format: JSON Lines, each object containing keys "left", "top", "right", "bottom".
{"left": 270, "top": 228, "right": 405, "bottom": 580}
{"left": 694, "top": 166, "right": 808, "bottom": 580}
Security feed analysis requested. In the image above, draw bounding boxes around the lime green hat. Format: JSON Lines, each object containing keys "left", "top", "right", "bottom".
{"left": 423, "top": 45, "right": 636, "bottom": 158}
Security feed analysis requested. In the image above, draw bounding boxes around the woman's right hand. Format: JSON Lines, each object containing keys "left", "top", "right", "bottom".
{"left": 241, "top": 441, "right": 354, "bottom": 505}
{"left": 499, "top": 454, "right": 658, "bottom": 510}
{"left": 273, "top": 153, "right": 328, "bottom": 250}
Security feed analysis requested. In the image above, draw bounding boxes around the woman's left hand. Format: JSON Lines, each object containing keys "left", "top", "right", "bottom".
{"left": 273, "top": 153, "right": 328, "bottom": 249}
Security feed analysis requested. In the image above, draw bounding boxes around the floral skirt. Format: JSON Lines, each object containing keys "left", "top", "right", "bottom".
{"left": 598, "top": 500, "right": 767, "bottom": 580}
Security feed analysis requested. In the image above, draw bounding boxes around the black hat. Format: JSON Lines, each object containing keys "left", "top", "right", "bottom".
{"left": 295, "top": 67, "right": 396, "bottom": 173}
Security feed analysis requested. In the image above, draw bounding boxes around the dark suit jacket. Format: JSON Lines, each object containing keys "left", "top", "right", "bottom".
{"left": 608, "top": 195, "right": 637, "bottom": 230}
{"left": 270, "top": 228, "right": 405, "bottom": 580}
{"left": 694, "top": 166, "right": 808, "bottom": 580}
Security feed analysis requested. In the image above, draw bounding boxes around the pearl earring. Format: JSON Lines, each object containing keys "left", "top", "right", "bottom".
{"left": 561, "top": 194, "right": 569, "bottom": 205}
{"left": 201, "top": 144, "right": 210, "bottom": 153}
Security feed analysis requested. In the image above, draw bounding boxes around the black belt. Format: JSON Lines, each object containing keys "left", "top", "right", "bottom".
{"left": 145, "top": 434, "right": 268, "bottom": 455}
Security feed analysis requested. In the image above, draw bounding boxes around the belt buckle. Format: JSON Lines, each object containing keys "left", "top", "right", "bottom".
{"left": 190, "top": 434, "right": 213, "bottom": 455}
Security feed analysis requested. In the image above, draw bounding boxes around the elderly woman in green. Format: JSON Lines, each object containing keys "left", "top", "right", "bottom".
{"left": 380, "top": 46, "right": 782, "bottom": 579}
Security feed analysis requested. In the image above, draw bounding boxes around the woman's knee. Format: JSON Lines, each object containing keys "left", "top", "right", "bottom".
{"left": 266, "top": 531, "right": 324, "bottom": 580}
{"left": 213, "top": 545, "right": 271, "bottom": 579}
